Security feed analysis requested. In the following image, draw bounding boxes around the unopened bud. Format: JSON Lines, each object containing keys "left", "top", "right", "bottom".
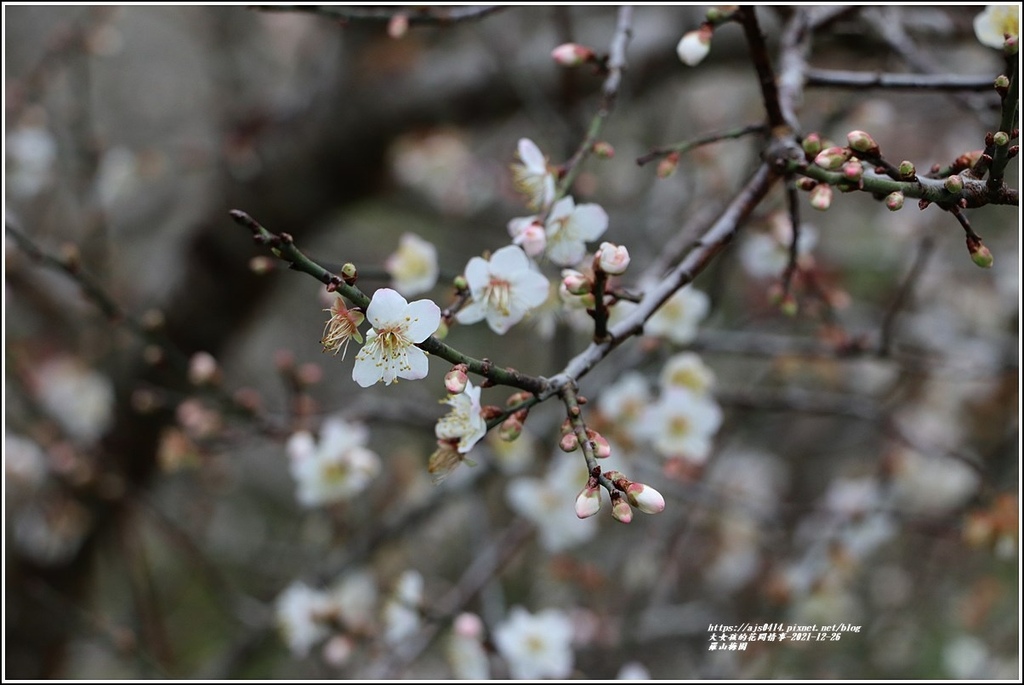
{"left": 993, "top": 131, "right": 1010, "bottom": 147}
{"left": 814, "top": 146, "right": 850, "bottom": 170}
{"left": 994, "top": 74, "right": 1011, "bottom": 91}
{"left": 595, "top": 242, "right": 630, "bottom": 275}
{"left": 676, "top": 26, "right": 712, "bottom": 66}
{"left": 657, "top": 152, "right": 680, "bottom": 178}
{"left": 562, "top": 269, "right": 592, "bottom": 296}
{"left": 552, "top": 42, "right": 595, "bottom": 67}
{"left": 387, "top": 13, "right": 408, "bottom": 39}
{"left": 898, "top": 160, "right": 916, "bottom": 179}
{"left": 626, "top": 482, "right": 666, "bottom": 514}
{"left": 846, "top": 130, "right": 879, "bottom": 154}
{"left": 967, "top": 238, "right": 994, "bottom": 268}
{"left": 592, "top": 141, "right": 615, "bottom": 159}
{"left": 340, "top": 262, "right": 358, "bottom": 283}
{"left": 296, "top": 362, "right": 323, "bottom": 386}
{"left": 611, "top": 493, "right": 633, "bottom": 523}
{"left": 512, "top": 221, "right": 546, "bottom": 257}
{"left": 944, "top": 175, "right": 964, "bottom": 194}
{"left": 1004, "top": 34, "right": 1019, "bottom": 56}
{"left": 453, "top": 274, "right": 468, "bottom": 291}
{"left": 249, "top": 255, "right": 275, "bottom": 274}
{"left": 575, "top": 483, "right": 602, "bottom": 519}
{"left": 499, "top": 415, "right": 523, "bottom": 442}
{"left": 840, "top": 160, "right": 864, "bottom": 182}
{"left": 809, "top": 183, "right": 833, "bottom": 211}
{"left": 454, "top": 612, "right": 485, "bottom": 639}
{"left": 559, "top": 432, "right": 580, "bottom": 452}
{"left": 801, "top": 133, "right": 822, "bottom": 156}
{"left": 885, "top": 191, "right": 905, "bottom": 211}
{"left": 587, "top": 429, "right": 611, "bottom": 458}
{"left": 705, "top": 6, "right": 737, "bottom": 22}
{"left": 795, "top": 177, "right": 818, "bottom": 192}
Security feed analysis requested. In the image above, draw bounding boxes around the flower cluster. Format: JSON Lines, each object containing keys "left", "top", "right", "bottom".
{"left": 286, "top": 416, "right": 381, "bottom": 507}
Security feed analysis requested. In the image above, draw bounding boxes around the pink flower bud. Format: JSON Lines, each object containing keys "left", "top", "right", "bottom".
{"left": 559, "top": 432, "right": 580, "bottom": 452}
{"left": 676, "top": 26, "right": 712, "bottom": 66}
{"left": 657, "top": 152, "right": 680, "bottom": 178}
{"left": 626, "top": 482, "right": 666, "bottom": 514}
{"left": 595, "top": 242, "right": 630, "bottom": 275}
{"left": 499, "top": 415, "right": 523, "bottom": 442}
{"left": 453, "top": 612, "right": 484, "bottom": 639}
{"left": 611, "top": 493, "right": 633, "bottom": 523}
{"left": 387, "top": 13, "right": 408, "bottom": 39}
{"left": 801, "top": 133, "right": 822, "bottom": 156}
{"left": 551, "top": 42, "right": 595, "bottom": 67}
{"left": 575, "top": 484, "right": 602, "bottom": 518}
{"left": 840, "top": 160, "right": 863, "bottom": 182}
{"left": 944, "top": 174, "right": 964, "bottom": 194}
{"left": 444, "top": 365, "right": 469, "bottom": 394}
{"left": 562, "top": 269, "right": 592, "bottom": 296}
{"left": 814, "top": 146, "right": 850, "bottom": 170}
{"left": 592, "top": 141, "right": 615, "bottom": 159}
{"left": 587, "top": 429, "right": 612, "bottom": 458}
{"left": 512, "top": 222, "right": 547, "bottom": 257}
{"left": 846, "top": 130, "right": 879, "bottom": 154}
{"left": 885, "top": 191, "right": 905, "bottom": 211}
{"left": 967, "top": 238, "right": 994, "bottom": 268}
{"left": 188, "top": 351, "right": 220, "bottom": 386}
{"left": 809, "top": 184, "right": 833, "bottom": 211}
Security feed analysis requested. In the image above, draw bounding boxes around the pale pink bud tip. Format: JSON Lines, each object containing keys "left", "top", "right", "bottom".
{"left": 611, "top": 496, "right": 633, "bottom": 524}
{"left": 676, "top": 27, "right": 712, "bottom": 66}
{"left": 969, "top": 242, "right": 994, "bottom": 269}
{"left": 444, "top": 365, "right": 469, "bottom": 394}
{"left": 813, "top": 146, "right": 850, "bottom": 170}
{"left": 846, "top": 130, "right": 878, "bottom": 154}
{"left": 575, "top": 486, "right": 601, "bottom": 519}
{"left": 809, "top": 184, "right": 833, "bottom": 211}
{"left": 188, "top": 351, "right": 219, "bottom": 385}
{"left": 944, "top": 175, "right": 964, "bottom": 194}
{"left": 562, "top": 269, "right": 592, "bottom": 296}
{"left": 885, "top": 191, "right": 905, "bottom": 211}
{"left": 552, "top": 43, "right": 594, "bottom": 67}
{"left": 559, "top": 432, "right": 580, "bottom": 452}
{"left": 588, "top": 430, "right": 612, "bottom": 458}
{"left": 596, "top": 242, "right": 630, "bottom": 275}
{"left": 626, "top": 483, "right": 666, "bottom": 514}
{"left": 840, "top": 160, "right": 863, "bottom": 182}
{"left": 454, "top": 612, "right": 485, "bottom": 639}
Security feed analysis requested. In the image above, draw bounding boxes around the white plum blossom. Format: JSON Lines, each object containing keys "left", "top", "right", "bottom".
{"left": 597, "top": 371, "right": 651, "bottom": 445}
{"left": 6, "top": 124, "right": 57, "bottom": 198}
{"left": 595, "top": 241, "right": 630, "bottom": 274}
{"left": 385, "top": 232, "right": 439, "bottom": 296}
{"left": 617, "top": 661, "right": 652, "bottom": 680}
{"left": 739, "top": 216, "right": 818, "bottom": 279}
{"left": 889, "top": 446, "right": 980, "bottom": 517}
{"left": 544, "top": 196, "right": 609, "bottom": 267}
{"left": 507, "top": 216, "right": 547, "bottom": 257}
{"left": 275, "top": 581, "right": 333, "bottom": 657}
{"left": 511, "top": 138, "right": 556, "bottom": 210}
{"left": 643, "top": 286, "right": 710, "bottom": 345}
{"left": 493, "top": 606, "right": 575, "bottom": 680}
{"left": 644, "top": 388, "right": 723, "bottom": 464}
{"left": 659, "top": 352, "right": 716, "bottom": 395}
{"left": 327, "top": 569, "right": 378, "bottom": 631}
{"left": 676, "top": 27, "right": 712, "bottom": 66}
{"left": 457, "top": 245, "right": 550, "bottom": 334}
{"left": 287, "top": 417, "right": 381, "bottom": 507}
{"left": 35, "top": 356, "right": 115, "bottom": 444}
{"left": 382, "top": 570, "right": 424, "bottom": 645}
{"left": 5, "top": 434, "right": 49, "bottom": 496}
{"left": 353, "top": 288, "right": 440, "bottom": 387}
{"left": 435, "top": 380, "right": 487, "bottom": 453}
{"left": 973, "top": 5, "right": 1019, "bottom": 48}
{"left": 506, "top": 454, "right": 598, "bottom": 552}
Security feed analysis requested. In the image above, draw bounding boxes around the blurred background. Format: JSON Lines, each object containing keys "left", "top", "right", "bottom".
{"left": 4, "top": 5, "right": 1019, "bottom": 679}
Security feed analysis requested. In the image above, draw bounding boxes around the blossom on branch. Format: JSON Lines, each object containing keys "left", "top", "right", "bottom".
{"left": 544, "top": 196, "right": 609, "bottom": 267}
{"left": 456, "top": 245, "right": 550, "bottom": 334}
{"left": 352, "top": 288, "right": 440, "bottom": 387}
{"left": 511, "top": 138, "right": 556, "bottom": 210}
{"left": 640, "top": 286, "right": 710, "bottom": 345}
{"left": 973, "top": 5, "right": 1019, "bottom": 49}
{"left": 645, "top": 388, "right": 723, "bottom": 464}
{"left": 435, "top": 380, "right": 487, "bottom": 453}
{"left": 321, "top": 297, "right": 365, "bottom": 358}
{"left": 287, "top": 417, "right": 381, "bottom": 507}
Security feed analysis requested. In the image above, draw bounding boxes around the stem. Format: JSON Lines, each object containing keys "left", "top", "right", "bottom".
{"left": 805, "top": 68, "right": 999, "bottom": 91}
{"left": 737, "top": 6, "right": 787, "bottom": 130}
{"left": 636, "top": 123, "right": 766, "bottom": 166}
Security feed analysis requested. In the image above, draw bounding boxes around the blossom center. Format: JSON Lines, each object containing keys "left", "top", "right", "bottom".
{"left": 484, "top": 277, "right": 513, "bottom": 316}
{"left": 668, "top": 416, "right": 691, "bottom": 438}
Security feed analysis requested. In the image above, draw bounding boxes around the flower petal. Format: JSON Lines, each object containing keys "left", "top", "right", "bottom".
{"left": 489, "top": 245, "right": 531, "bottom": 274}
{"left": 366, "top": 288, "right": 409, "bottom": 328}
{"left": 512, "top": 270, "right": 551, "bottom": 310}
{"left": 403, "top": 299, "right": 441, "bottom": 342}
{"left": 517, "top": 138, "right": 545, "bottom": 172}
{"left": 455, "top": 300, "right": 486, "bottom": 325}
{"left": 572, "top": 203, "right": 609, "bottom": 240}
{"left": 463, "top": 255, "right": 491, "bottom": 292}
{"left": 399, "top": 345, "right": 430, "bottom": 380}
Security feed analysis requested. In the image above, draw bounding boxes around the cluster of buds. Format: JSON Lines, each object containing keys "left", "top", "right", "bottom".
{"left": 593, "top": 241, "right": 630, "bottom": 276}
{"left": 499, "top": 391, "right": 533, "bottom": 442}
{"left": 575, "top": 468, "right": 666, "bottom": 523}
{"left": 557, "top": 418, "right": 611, "bottom": 458}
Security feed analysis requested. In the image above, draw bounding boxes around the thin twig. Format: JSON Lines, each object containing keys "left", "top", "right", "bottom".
{"left": 781, "top": 182, "right": 801, "bottom": 298}
{"left": 806, "top": 68, "right": 1000, "bottom": 92}
{"left": 878, "top": 235, "right": 935, "bottom": 357}
{"left": 737, "top": 6, "right": 788, "bottom": 131}
{"left": 251, "top": 5, "right": 505, "bottom": 25}
{"left": 635, "top": 123, "right": 766, "bottom": 166}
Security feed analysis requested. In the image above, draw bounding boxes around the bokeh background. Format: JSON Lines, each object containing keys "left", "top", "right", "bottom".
{"left": 4, "top": 4, "right": 1019, "bottom": 679}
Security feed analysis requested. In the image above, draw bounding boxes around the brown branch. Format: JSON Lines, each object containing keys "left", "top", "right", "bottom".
{"left": 737, "top": 6, "right": 788, "bottom": 131}
{"left": 251, "top": 5, "right": 505, "bottom": 26}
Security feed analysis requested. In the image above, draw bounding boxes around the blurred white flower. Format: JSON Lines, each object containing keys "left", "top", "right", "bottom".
{"left": 889, "top": 447, "right": 980, "bottom": 517}
{"left": 973, "top": 5, "right": 1019, "bottom": 48}
{"left": 35, "top": 357, "right": 115, "bottom": 444}
{"left": 457, "top": 245, "right": 550, "bottom": 334}
{"left": 739, "top": 216, "right": 818, "bottom": 279}
{"left": 511, "top": 138, "right": 556, "bottom": 211}
{"left": 435, "top": 380, "right": 487, "bottom": 453}
{"left": 6, "top": 124, "right": 57, "bottom": 198}
{"left": 617, "top": 661, "right": 652, "bottom": 680}
{"left": 385, "top": 232, "right": 439, "bottom": 296}
{"left": 287, "top": 417, "right": 381, "bottom": 507}
{"left": 5, "top": 434, "right": 49, "bottom": 496}
{"left": 943, "top": 634, "right": 989, "bottom": 679}
{"left": 544, "top": 196, "right": 609, "bottom": 267}
{"left": 642, "top": 286, "right": 710, "bottom": 345}
{"left": 352, "top": 288, "right": 440, "bottom": 387}
{"left": 383, "top": 570, "right": 424, "bottom": 645}
{"left": 13, "top": 493, "right": 93, "bottom": 566}
{"left": 644, "top": 388, "right": 723, "bottom": 464}
{"left": 493, "top": 606, "right": 575, "bottom": 680}
{"left": 506, "top": 455, "right": 598, "bottom": 552}
{"left": 597, "top": 371, "right": 651, "bottom": 444}
{"left": 275, "top": 581, "right": 332, "bottom": 657}
{"left": 659, "top": 351, "right": 716, "bottom": 395}
{"left": 327, "top": 569, "right": 378, "bottom": 631}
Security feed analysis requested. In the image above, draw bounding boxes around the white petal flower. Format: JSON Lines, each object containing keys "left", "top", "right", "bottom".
{"left": 456, "top": 245, "right": 550, "bottom": 334}
{"left": 327, "top": 569, "right": 378, "bottom": 631}
{"left": 353, "top": 288, "right": 440, "bottom": 387}
{"left": 287, "top": 417, "right": 381, "bottom": 507}
{"left": 644, "top": 388, "right": 723, "bottom": 464}
{"left": 275, "top": 581, "right": 332, "bottom": 657}
{"left": 506, "top": 455, "right": 597, "bottom": 552}
{"left": 383, "top": 570, "right": 424, "bottom": 645}
{"left": 643, "top": 286, "right": 710, "bottom": 344}
{"left": 659, "top": 352, "right": 716, "bottom": 395}
{"left": 511, "top": 138, "right": 556, "bottom": 210}
{"left": 385, "top": 232, "right": 439, "bottom": 296}
{"left": 493, "top": 606, "right": 575, "bottom": 680}
{"left": 676, "top": 28, "right": 711, "bottom": 66}
{"left": 544, "top": 196, "right": 609, "bottom": 267}
{"left": 35, "top": 357, "right": 114, "bottom": 444}
{"left": 974, "top": 5, "right": 1019, "bottom": 48}
{"left": 435, "top": 380, "right": 488, "bottom": 453}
